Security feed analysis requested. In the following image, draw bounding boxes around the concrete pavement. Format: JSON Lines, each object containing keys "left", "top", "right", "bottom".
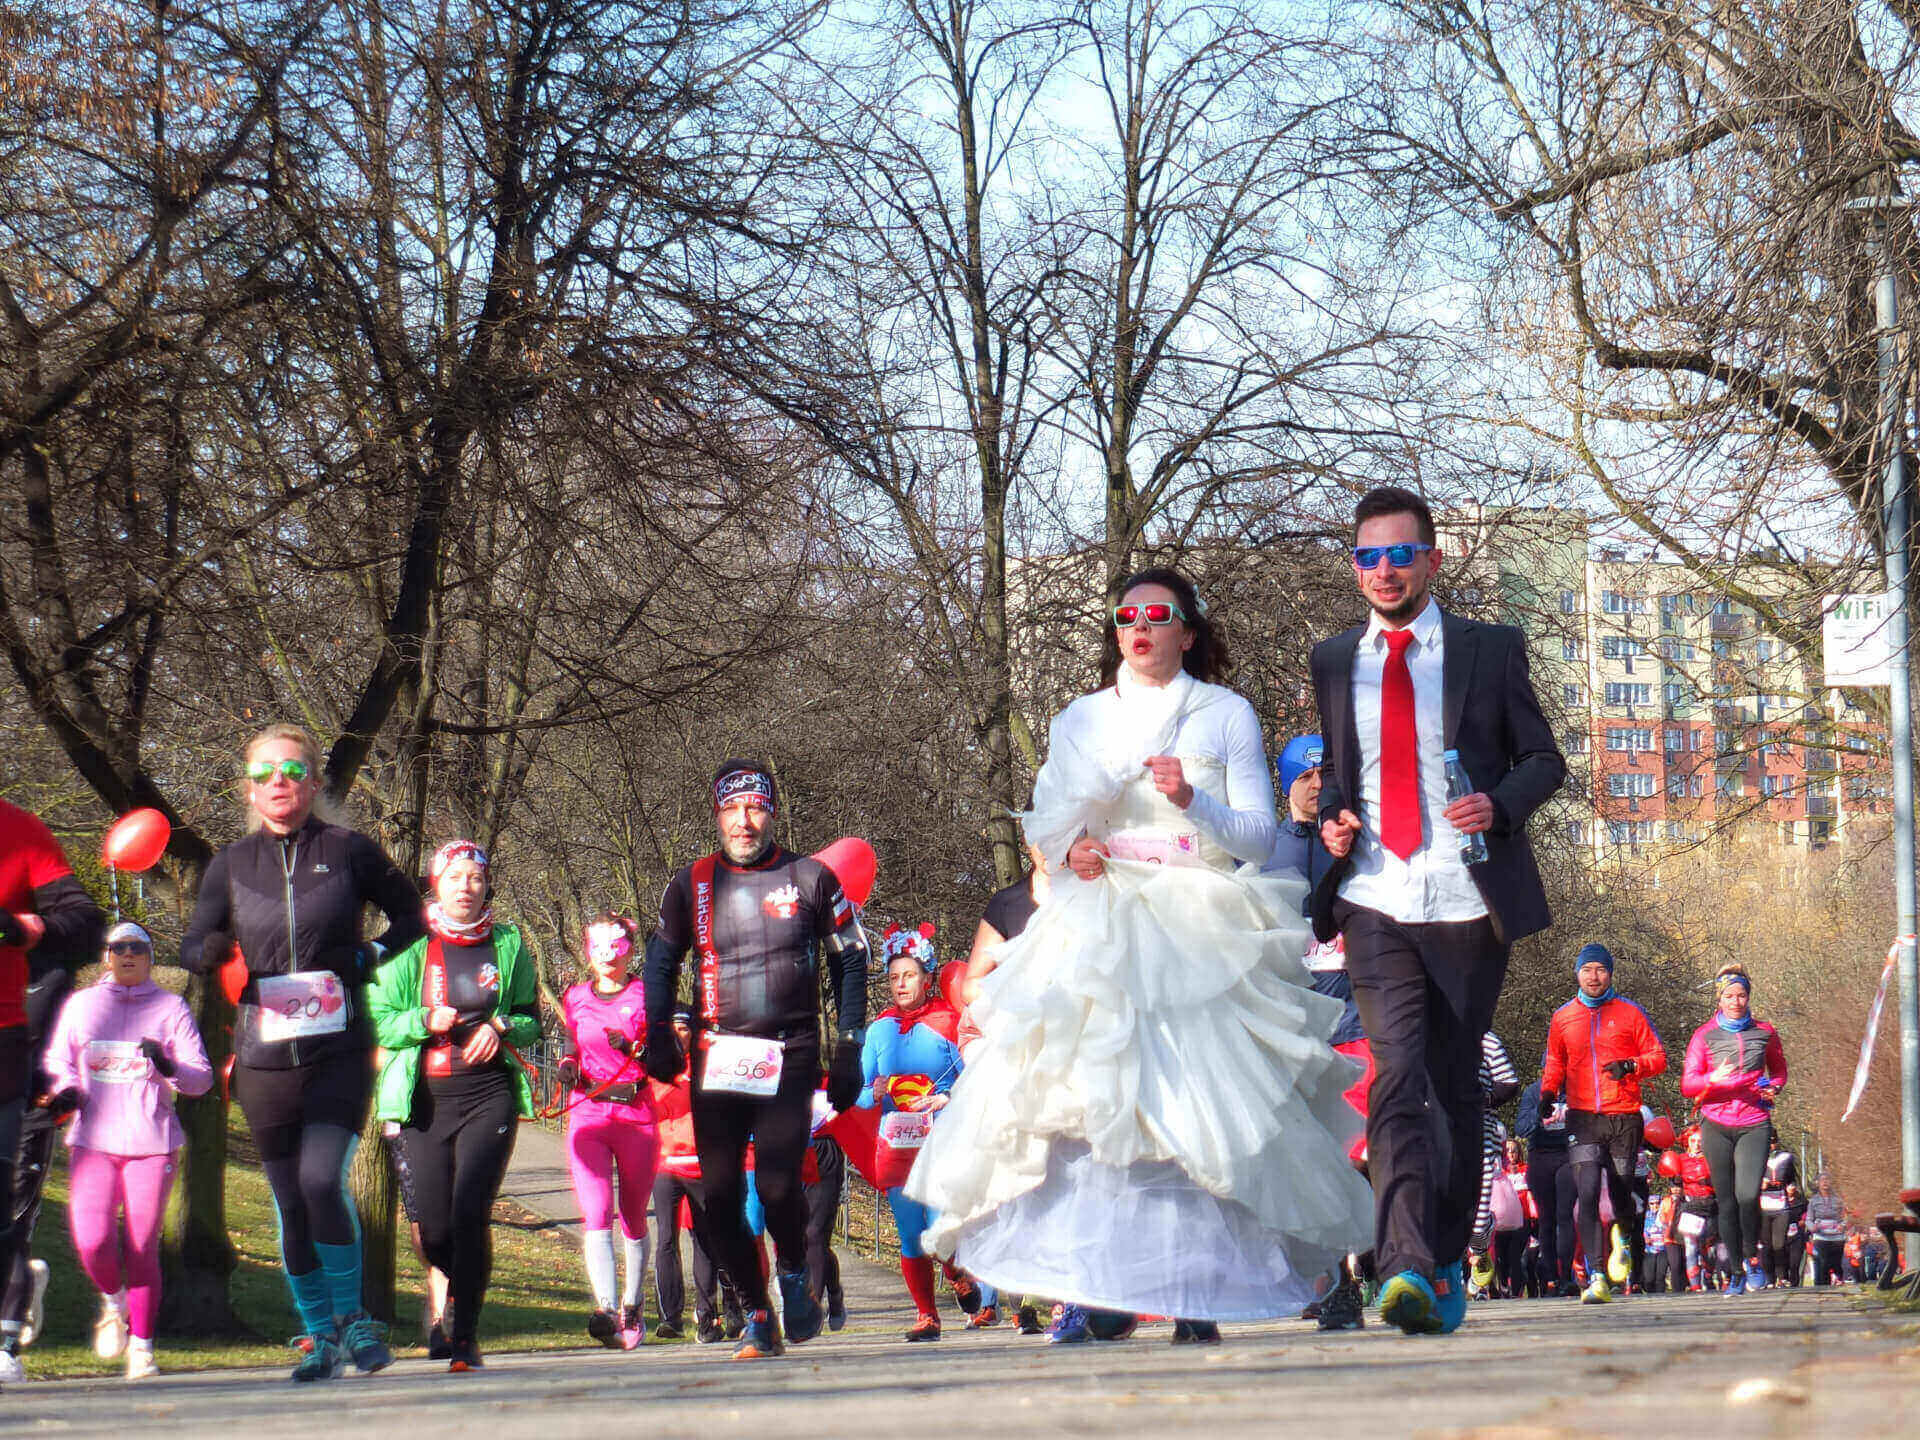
{"left": 6, "top": 1285, "right": 1916, "bottom": 1436}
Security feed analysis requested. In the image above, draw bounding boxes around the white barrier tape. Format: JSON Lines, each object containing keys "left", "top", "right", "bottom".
{"left": 1843, "top": 935, "right": 1915, "bottom": 1122}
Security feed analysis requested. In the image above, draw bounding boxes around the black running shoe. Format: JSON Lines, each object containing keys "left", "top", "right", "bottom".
{"left": 654, "top": 1320, "right": 684, "bottom": 1341}
{"left": 1316, "top": 1278, "right": 1365, "bottom": 1332}
{"left": 778, "top": 1267, "right": 824, "bottom": 1345}
{"left": 427, "top": 1321, "right": 452, "bottom": 1361}
{"left": 587, "top": 1308, "right": 621, "bottom": 1347}
{"left": 1016, "top": 1304, "right": 1044, "bottom": 1335}
{"left": 827, "top": 1293, "right": 847, "bottom": 1332}
{"left": 695, "top": 1318, "right": 725, "bottom": 1345}
{"left": 447, "top": 1338, "right": 484, "bottom": 1373}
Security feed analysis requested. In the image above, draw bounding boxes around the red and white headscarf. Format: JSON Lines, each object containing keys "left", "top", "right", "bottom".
{"left": 881, "top": 922, "right": 937, "bottom": 975}
{"left": 426, "top": 839, "right": 493, "bottom": 945}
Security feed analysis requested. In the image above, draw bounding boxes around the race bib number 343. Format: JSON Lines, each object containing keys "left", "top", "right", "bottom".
{"left": 256, "top": 972, "right": 349, "bottom": 1043}
{"left": 702, "top": 1034, "right": 784, "bottom": 1097}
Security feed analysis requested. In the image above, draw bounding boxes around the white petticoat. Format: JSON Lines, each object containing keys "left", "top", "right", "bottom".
{"left": 905, "top": 857, "right": 1374, "bottom": 1320}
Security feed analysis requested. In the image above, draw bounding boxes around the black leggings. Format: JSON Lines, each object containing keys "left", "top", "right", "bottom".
{"left": 805, "top": 1136, "right": 845, "bottom": 1307}
{"left": 1492, "top": 1228, "right": 1529, "bottom": 1296}
{"left": 688, "top": 1042, "right": 818, "bottom": 1315}
{"left": 2, "top": 1111, "right": 56, "bottom": 1328}
{"left": 238, "top": 1053, "right": 371, "bottom": 1271}
{"left": 398, "top": 1073, "right": 518, "bottom": 1343}
{"left": 1759, "top": 1206, "right": 1794, "bottom": 1284}
{"left": 652, "top": 1172, "right": 744, "bottom": 1328}
{"left": 1527, "top": 1148, "right": 1576, "bottom": 1288}
{"left": 1812, "top": 1238, "right": 1846, "bottom": 1285}
{"left": 0, "top": 1096, "right": 21, "bottom": 1300}
{"left": 1700, "top": 1119, "right": 1768, "bottom": 1268}
{"left": 1567, "top": 1110, "right": 1641, "bottom": 1279}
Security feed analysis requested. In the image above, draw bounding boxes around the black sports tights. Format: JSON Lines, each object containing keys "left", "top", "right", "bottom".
{"left": 262, "top": 1123, "right": 359, "bottom": 1272}
{"left": 398, "top": 1075, "right": 518, "bottom": 1343}
{"left": 688, "top": 1044, "right": 817, "bottom": 1315}
{"left": 1700, "top": 1119, "right": 1768, "bottom": 1270}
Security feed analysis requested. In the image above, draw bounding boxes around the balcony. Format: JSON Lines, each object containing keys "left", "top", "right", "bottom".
{"left": 1808, "top": 796, "right": 1837, "bottom": 819}
{"left": 1710, "top": 613, "right": 1747, "bottom": 636}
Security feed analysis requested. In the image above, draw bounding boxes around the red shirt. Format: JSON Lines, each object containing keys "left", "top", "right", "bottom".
{"left": 0, "top": 799, "right": 75, "bottom": 1029}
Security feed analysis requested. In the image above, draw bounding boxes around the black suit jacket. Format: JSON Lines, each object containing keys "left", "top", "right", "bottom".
{"left": 1309, "top": 609, "right": 1567, "bottom": 946}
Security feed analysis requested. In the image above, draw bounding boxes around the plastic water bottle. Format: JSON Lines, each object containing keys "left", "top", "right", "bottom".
{"left": 1443, "top": 748, "right": 1488, "bottom": 865}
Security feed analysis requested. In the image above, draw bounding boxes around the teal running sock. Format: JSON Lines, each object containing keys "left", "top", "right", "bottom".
{"left": 314, "top": 1240, "right": 364, "bottom": 1322}
{"left": 287, "top": 1268, "right": 334, "bottom": 1337}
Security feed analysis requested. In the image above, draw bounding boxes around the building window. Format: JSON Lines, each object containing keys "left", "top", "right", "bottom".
{"left": 1564, "top": 683, "right": 1586, "bottom": 707}
{"left": 1603, "top": 683, "right": 1652, "bottom": 707}
{"left": 1559, "top": 590, "right": 1580, "bottom": 614}
{"left": 1718, "top": 772, "right": 1745, "bottom": 799}
{"left": 1562, "top": 638, "right": 1583, "bottom": 661}
{"left": 1599, "top": 637, "right": 1645, "bottom": 660}
{"left": 1562, "top": 729, "right": 1589, "bottom": 755}
{"left": 1607, "top": 727, "right": 1654, "bottom": 752}
{"left": 1760, "top": 774, "right": 1794, "bottom": 798}
{"left": 1565, "top": 820, "right": 1588, "bottom": 845}
{"left": 1608, "top": 773, "right": 1657, "bottom": 798}
{"left": 1600, "top": 590, "right": 1646, "bottom": 615}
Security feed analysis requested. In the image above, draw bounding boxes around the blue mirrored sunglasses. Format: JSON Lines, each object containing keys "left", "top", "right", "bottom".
{"left": 1351, "top": 542, "right": 1433, "bottom": 569}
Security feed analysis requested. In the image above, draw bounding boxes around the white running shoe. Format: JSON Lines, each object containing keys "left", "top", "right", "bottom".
{"left": 0, "top": 1347, "right": 24, "bottom": 1384}
{"left": 126, "top": 1340, "right": 159, "bottom": 1381}
{"left": 93, "top": 1294, "right": 129, "bottom": 1360}
{"left": 22, "top": 1259, "right": 50, "bottom": 1348}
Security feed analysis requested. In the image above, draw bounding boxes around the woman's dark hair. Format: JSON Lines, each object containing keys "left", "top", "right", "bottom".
{"left": 1097, "top": 566, "right": 1230, "bottom": 686}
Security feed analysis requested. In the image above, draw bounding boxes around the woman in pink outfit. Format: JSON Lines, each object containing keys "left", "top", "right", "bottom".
{"left": 556, "top": 913, "right": 660, "bottom": 1348}
{"left": 41, "top": 922, "right": 211, "bottom": 1379}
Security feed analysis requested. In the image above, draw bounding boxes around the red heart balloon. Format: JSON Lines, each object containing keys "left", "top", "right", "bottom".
{"left": 101, "top": 808, "right": 171, "bottom": 873}
{"left": 1656, "top": 1149, "right": 1683, "bottom": 1179}
{"left": 1643, "top": 1115, "right": 1676, "bottom": 1151}
{"left": 811, "top": 837, "right": 877, "bottom": 906}
{"left": 938, "top": 958, "right": 970, "bottom": 1006}
{"left": 218, "top": 948, "right": 248, "bottom": 1007}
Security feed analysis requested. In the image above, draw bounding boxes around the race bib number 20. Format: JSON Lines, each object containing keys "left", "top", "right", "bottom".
{"left": 256, "top": 972, "right": 349, "bottom": 1044}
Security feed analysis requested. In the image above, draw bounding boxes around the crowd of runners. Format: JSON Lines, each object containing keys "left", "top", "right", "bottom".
{"left": 0, "top": 487, "right": 1895, "bottom": 1391}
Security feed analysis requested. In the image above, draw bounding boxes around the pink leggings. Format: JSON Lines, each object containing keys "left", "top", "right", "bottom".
{"left": 68, "top": 1148, "right": 176, "bottom": 1341}
{"left": 565, "top": 1110, "right": 659, "bottom": 1239}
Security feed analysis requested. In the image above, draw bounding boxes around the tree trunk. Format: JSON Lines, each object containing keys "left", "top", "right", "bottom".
{"left": 353, "top": 1116, "right": 401, "bottom": 1323}
{"left": 160, "top": 972, "right": 240, "bottom": 1334}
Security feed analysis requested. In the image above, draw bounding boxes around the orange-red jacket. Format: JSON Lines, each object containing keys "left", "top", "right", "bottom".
{"left": 1540, "top": 994, "right": 1667, "bottom": 1114}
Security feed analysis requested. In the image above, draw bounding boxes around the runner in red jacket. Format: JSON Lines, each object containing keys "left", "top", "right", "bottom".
{"left": 1538, "top": 944, "right": 1667, "bottom": 1305}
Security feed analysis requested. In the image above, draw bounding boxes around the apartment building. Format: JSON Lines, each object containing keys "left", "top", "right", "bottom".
{"left": 1442, "top": 506, "right": 1893, "bottom": 858}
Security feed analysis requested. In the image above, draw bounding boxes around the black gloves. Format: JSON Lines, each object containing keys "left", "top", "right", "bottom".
{"left": 1603, "top": 1059, "right": 1638, "bottom": 1081}
{"left": 201, "top": 929, "right": 235, "bottom": 972}
{"left": 604, "top": 1026, "right": 634, "bottom": 1056}
{"left": 641, "top": 1023, "right": 681, "bottom": 1083}
{"left": 39, "top": 1087, "right": 82, "bottom": 1120}
{"left": 138, "top": 1038, "right": 176, "bottom": 1078}
{"left": 1538, "top": 1089, "right": 1558, "bottom": 1111}
{"left": 556, "top": 1055, "right": 582, "bottom": 1091}
{"left": 826, "top": 1038, "right": 864, "bottom": 1112}
{"left": 0, "top": 912, "right": 26, "bottom": 948}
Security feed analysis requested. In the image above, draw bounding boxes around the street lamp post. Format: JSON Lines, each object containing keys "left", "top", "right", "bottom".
{"left": 1847, "top": 194, "right": 1920, "bottom": 1262}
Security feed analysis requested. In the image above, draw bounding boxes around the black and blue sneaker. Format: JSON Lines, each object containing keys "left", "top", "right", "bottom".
{"left": 1047, "top": 1304, "right": 1091, "bottom": 1344}
{"left": 733, "top": 1309, "right": 784, "bottom": 1360}
{"left": 778, "top": 1267, "right": 824, "bottom": 1344}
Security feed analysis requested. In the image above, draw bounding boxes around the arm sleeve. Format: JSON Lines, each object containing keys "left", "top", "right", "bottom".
{"left": 1679, "top": 1028, "right": 1710, "bottom": 1098}
{"left": 1482, "top": 1032, "right": 1520, "bottom": 1107}
{"left": 1636, "top": 1013, "right": 1669, "bottom": 1079}
{"left": 1486, "top": 630, "right": 1568, "bottom": 835}
{"left": 642, "top": 875, "right": 691, "bottom": 1037}
{"left": 815, "top": 867, "right": 869, "bottom": 1033}
{"left": 27, "top": 873, "right": 104, "bottom": 971}
{"left": 1764, "top": 1028, "right": 1787, "bottom": 1088}
{"left": 1516, "top": 1081, "right": 1543, "bottom": 1140}
{"left": 351, "top": 833, "right": 425, "bottom": 954}
{"left": 1540, "top": 1021, "right": 1565, "bottom": 1098}
{"left": 858, "top": 1026, "right": 883, "bottom": 1109}
{"left": 1311, "top": 644, "right": 1351, "bottom": 827}
{"left": 42, "top": 995, "right": 81, "bottom": 1097}
{"left": 161, "top": 995, "right": 213, "bottom": 1098}
{"left": 366, "top": 941, "right": 431, "bottom": 1049}
{"left": 179, "top": 849, "right": 234, "bottom": 975}
{"left": 1180, "top": 696, "right": 1280, "bottom": 864}
{"left": 500, "top": 931, "right": 540, "bottom": 1048}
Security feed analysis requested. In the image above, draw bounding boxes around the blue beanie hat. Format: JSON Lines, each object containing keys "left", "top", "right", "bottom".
{"left": 1277, "top": 735, "right": 1325, "bottom": 795}
{"left": 1576, "top": 942, "right": 1614, "bottom": 978}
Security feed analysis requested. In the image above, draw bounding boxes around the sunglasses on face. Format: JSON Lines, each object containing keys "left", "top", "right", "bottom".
{"left": 1351, "top": 542, "right": 1434, "bottom": 570}
{"left": 108, "top": 941, "right": 151, "bottom": 955}
{"left": 247, "top": 758, "right": 310, "bottom": 784}
{"left": 1112, "top": 602, "right": 1188, "bottom": 628}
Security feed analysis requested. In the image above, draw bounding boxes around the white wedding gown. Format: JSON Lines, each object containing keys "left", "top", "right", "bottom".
{"left": 906, "top": 667, "right": 1373, "bottom": 1320}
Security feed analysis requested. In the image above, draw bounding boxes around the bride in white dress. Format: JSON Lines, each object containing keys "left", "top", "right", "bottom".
{"left": 907, "top": 568, "right": 1373, "bottom": 1324}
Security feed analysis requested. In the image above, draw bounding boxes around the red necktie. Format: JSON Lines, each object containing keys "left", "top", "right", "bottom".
{"left": 1379, "top": 628, "right": 1420, "bottom": 860}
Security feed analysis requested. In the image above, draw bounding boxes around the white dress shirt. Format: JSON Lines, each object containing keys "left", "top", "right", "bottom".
{"left": 1337, "top": 600, "right": 1488, "bottom": 924}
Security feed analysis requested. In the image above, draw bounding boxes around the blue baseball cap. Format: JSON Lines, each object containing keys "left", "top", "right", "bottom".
{"left": 1278, "top": 735, "right": 1325, "bottom": 794}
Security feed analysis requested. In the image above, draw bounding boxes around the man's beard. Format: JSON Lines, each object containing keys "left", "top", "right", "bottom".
{"left": 1368, "top": 583, "right": 1428, "bottom": 624}
{"left": 721, "top": 831, "right": 774, "bottom": 866}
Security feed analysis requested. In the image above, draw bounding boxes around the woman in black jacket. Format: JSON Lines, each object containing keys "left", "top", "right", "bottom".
{"left": 181, "top": 724, "right": 423, "bottom": 1382}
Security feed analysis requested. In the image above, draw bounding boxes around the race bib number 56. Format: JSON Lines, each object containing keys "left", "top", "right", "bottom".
{"left": 256, "top": 972, "right": 349, "bottom": 1044}
{"left": 701, "top": 1034, "right": 784, "bottom": 1097}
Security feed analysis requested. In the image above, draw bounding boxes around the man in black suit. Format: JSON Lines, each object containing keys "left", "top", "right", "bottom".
{"left": 1310, "top": 486, "right": 1565, "bottom": 1335}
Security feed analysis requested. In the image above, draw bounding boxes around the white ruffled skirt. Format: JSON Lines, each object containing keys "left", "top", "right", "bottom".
{"left": 906, "top": 858, "right": 1373, "bottom": 1320}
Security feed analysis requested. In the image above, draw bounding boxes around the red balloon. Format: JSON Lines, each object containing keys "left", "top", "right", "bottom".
{"left": 938, "top": 958, "right": 971, "bottom": 1006}
{"left": 1656, "top": 1149, "right": 1683, "bottom": 1180}
{"left": 1644, "top": 1115, "right": 1677, "bottom": 1151}
{"left": 101, "top": 808, "right": 171, "bottom": 872}
{"left": 811, "top": 837, "right": 878, "bottom": 906}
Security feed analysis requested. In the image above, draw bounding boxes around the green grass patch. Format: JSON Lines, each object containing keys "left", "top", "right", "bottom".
{"left": 17, "top": 1127, "right": 611, "bottom": 1381}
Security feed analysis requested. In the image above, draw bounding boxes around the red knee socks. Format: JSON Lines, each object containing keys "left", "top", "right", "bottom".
{"left": 900, "top": 1256, "right": 938, "bottom": 1319}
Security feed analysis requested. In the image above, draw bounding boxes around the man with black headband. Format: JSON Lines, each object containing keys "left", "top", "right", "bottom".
{"left": 642, "top": 760, "right": 869, "bottom": 1360}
